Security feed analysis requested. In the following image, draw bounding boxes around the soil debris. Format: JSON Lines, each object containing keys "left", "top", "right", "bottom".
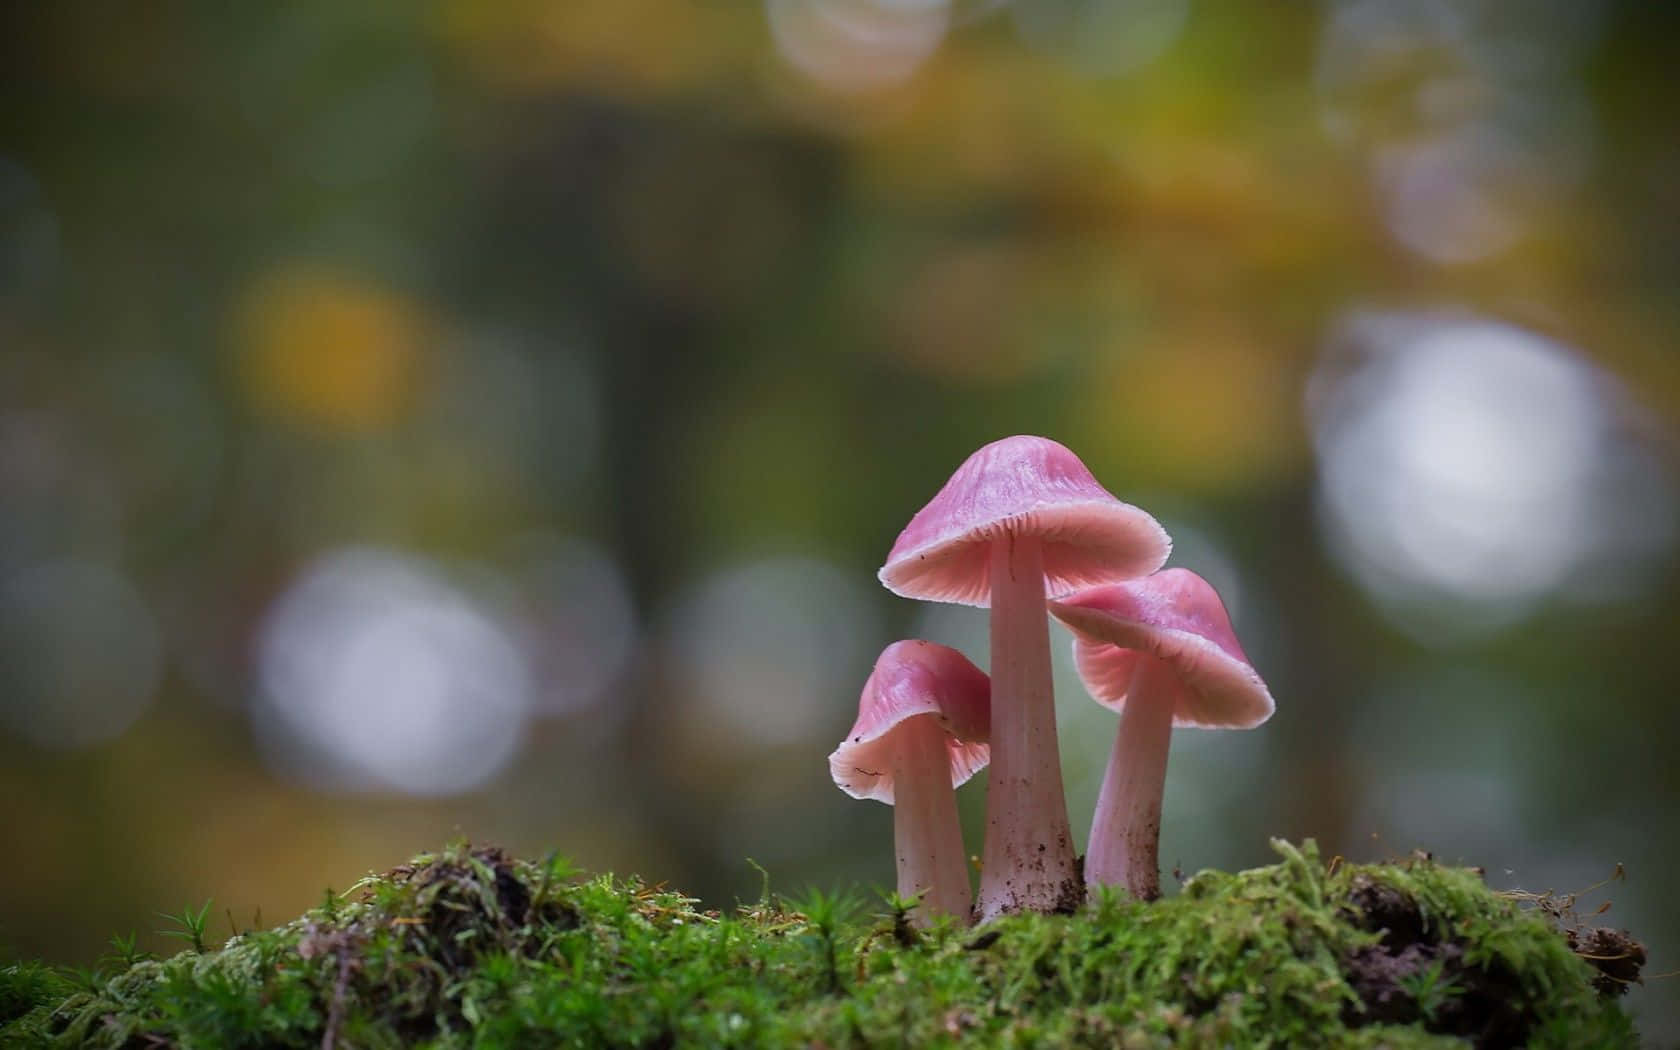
{"left": 1339, "top": 870, "right": 1606, "bottom": 1050}
{"left": 1567, "top": 926, "right": 1648, "bottom": 998}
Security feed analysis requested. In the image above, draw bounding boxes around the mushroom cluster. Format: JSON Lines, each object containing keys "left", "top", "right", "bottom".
{"left": 828, "top": 436, "right": 1275, "bottom": 923}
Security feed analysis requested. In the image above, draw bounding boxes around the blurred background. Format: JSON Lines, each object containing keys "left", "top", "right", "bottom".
{"left": 2, "top": 0, "right": 1677, "bottom": 1036}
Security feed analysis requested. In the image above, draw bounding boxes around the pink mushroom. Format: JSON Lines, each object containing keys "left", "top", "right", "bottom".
{"left": 1048, "top": 568, "right": 1274, "bottom": 901}
{"left": 879, "top": 436, "right": 1169, "bottom": 919}
{"left": 830, "top": 640, "right": 991, "bottom": 923}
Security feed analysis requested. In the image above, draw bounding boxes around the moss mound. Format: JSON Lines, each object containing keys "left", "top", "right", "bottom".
{"left": 0, "top": 840, "right": 1641, "bottom": 1049}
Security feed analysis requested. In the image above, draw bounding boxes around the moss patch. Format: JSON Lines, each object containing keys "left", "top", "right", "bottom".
{"left": 0, "top": 840, "right": 1642, "bottom": 1049}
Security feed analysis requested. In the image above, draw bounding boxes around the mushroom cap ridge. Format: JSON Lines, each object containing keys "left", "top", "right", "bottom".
{"left": 1048, "top": 568, "right": 1274, "bottom": 730}
{"left": 879, "top": 435, "right": 1170, "bottom": 607}
{"left": 829, "top": 640, "right": 991, "bottom": 804}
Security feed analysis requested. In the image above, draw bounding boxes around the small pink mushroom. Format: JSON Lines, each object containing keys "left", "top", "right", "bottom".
{"left": 1048, "top": 568, "right": 1274, "bottom": 901}
{"left": 830, "top": 640, "right": 991, "bottom": 923}
{"left": 879, "top": 436, "right": 1169, "bottom": 919}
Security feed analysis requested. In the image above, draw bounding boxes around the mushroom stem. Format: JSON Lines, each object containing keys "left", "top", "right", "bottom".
{"left": 890, "top": 715, "right": 973, "bottom": 924}
{"left": 975, "top": 534, "right": 1080, "bottom": 920}
{"left": 1084, "top": 654, "right": 1177, "bottom": 899}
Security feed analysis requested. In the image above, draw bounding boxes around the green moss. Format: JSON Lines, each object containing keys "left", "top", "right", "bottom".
{"left": 0, "top": 840, "right": 1638, "bottom": 1049}
{"left": 1, "top": 963, "right": 72, "bottom": 1033}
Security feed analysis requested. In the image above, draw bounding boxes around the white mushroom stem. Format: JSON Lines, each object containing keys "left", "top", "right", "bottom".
{"left": 1084, "top": 654, "right": 1177, "bottom": 899}
{"left": 890, "top": 715, "right": 973, "bottom": 924}
{"left": 975, "top": 534, "right": 1080, "bottom": 920}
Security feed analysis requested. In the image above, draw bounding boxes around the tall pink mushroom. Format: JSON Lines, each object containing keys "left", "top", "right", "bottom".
{"left": 879, "top": 436, "right": 1170, "bottom": 919}
{"left": 830, "top": 640, "right": 991, "bottom": 923}
{"left": 1048, "top": 568, "right": 1274, "bottom": 900}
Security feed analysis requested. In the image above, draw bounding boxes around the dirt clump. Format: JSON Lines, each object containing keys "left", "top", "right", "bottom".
{"left": 1566, "top": 926, "right": 1647, "bottom": 998}
{"left": 1341, "top": 873, "right": 1531, "bottom": 1050}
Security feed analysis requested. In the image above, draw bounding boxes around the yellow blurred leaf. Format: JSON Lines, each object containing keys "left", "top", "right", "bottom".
{"left": 231, "top": 266, "right": 425, "bottom": 433}
{"left": 1072, "top": 330, "right": 1304, "bottom": 492}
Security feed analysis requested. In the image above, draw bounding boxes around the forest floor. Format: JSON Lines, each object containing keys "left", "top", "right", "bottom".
{"left": 0, "top": 839, "right": 1645, "bottom": 1048}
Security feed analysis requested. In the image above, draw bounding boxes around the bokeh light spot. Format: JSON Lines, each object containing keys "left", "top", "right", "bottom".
{"left": 663, "top": 556, "right": 881, "bottom": 755}
{"left": 768, "top": 0, "right": 950, "bottom": 93}
{"left": 1309, "top": 311, "right": 1676, "bottom": 638}
{"left": 1315, "top": 0, "right": 1600, "bottom": 264}
{"left": 253, "top": 548, "right": 532, "bottom": 796}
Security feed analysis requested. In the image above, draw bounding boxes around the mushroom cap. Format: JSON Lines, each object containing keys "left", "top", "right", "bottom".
{"left": 879, "top": 435, "right": 1171, "bottom": 606}
{"left": 1047, "top": 568, "right": 1273, "bottom": 730}
{"left": 829, "top": 640, "right": 991, "bottom": 804}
